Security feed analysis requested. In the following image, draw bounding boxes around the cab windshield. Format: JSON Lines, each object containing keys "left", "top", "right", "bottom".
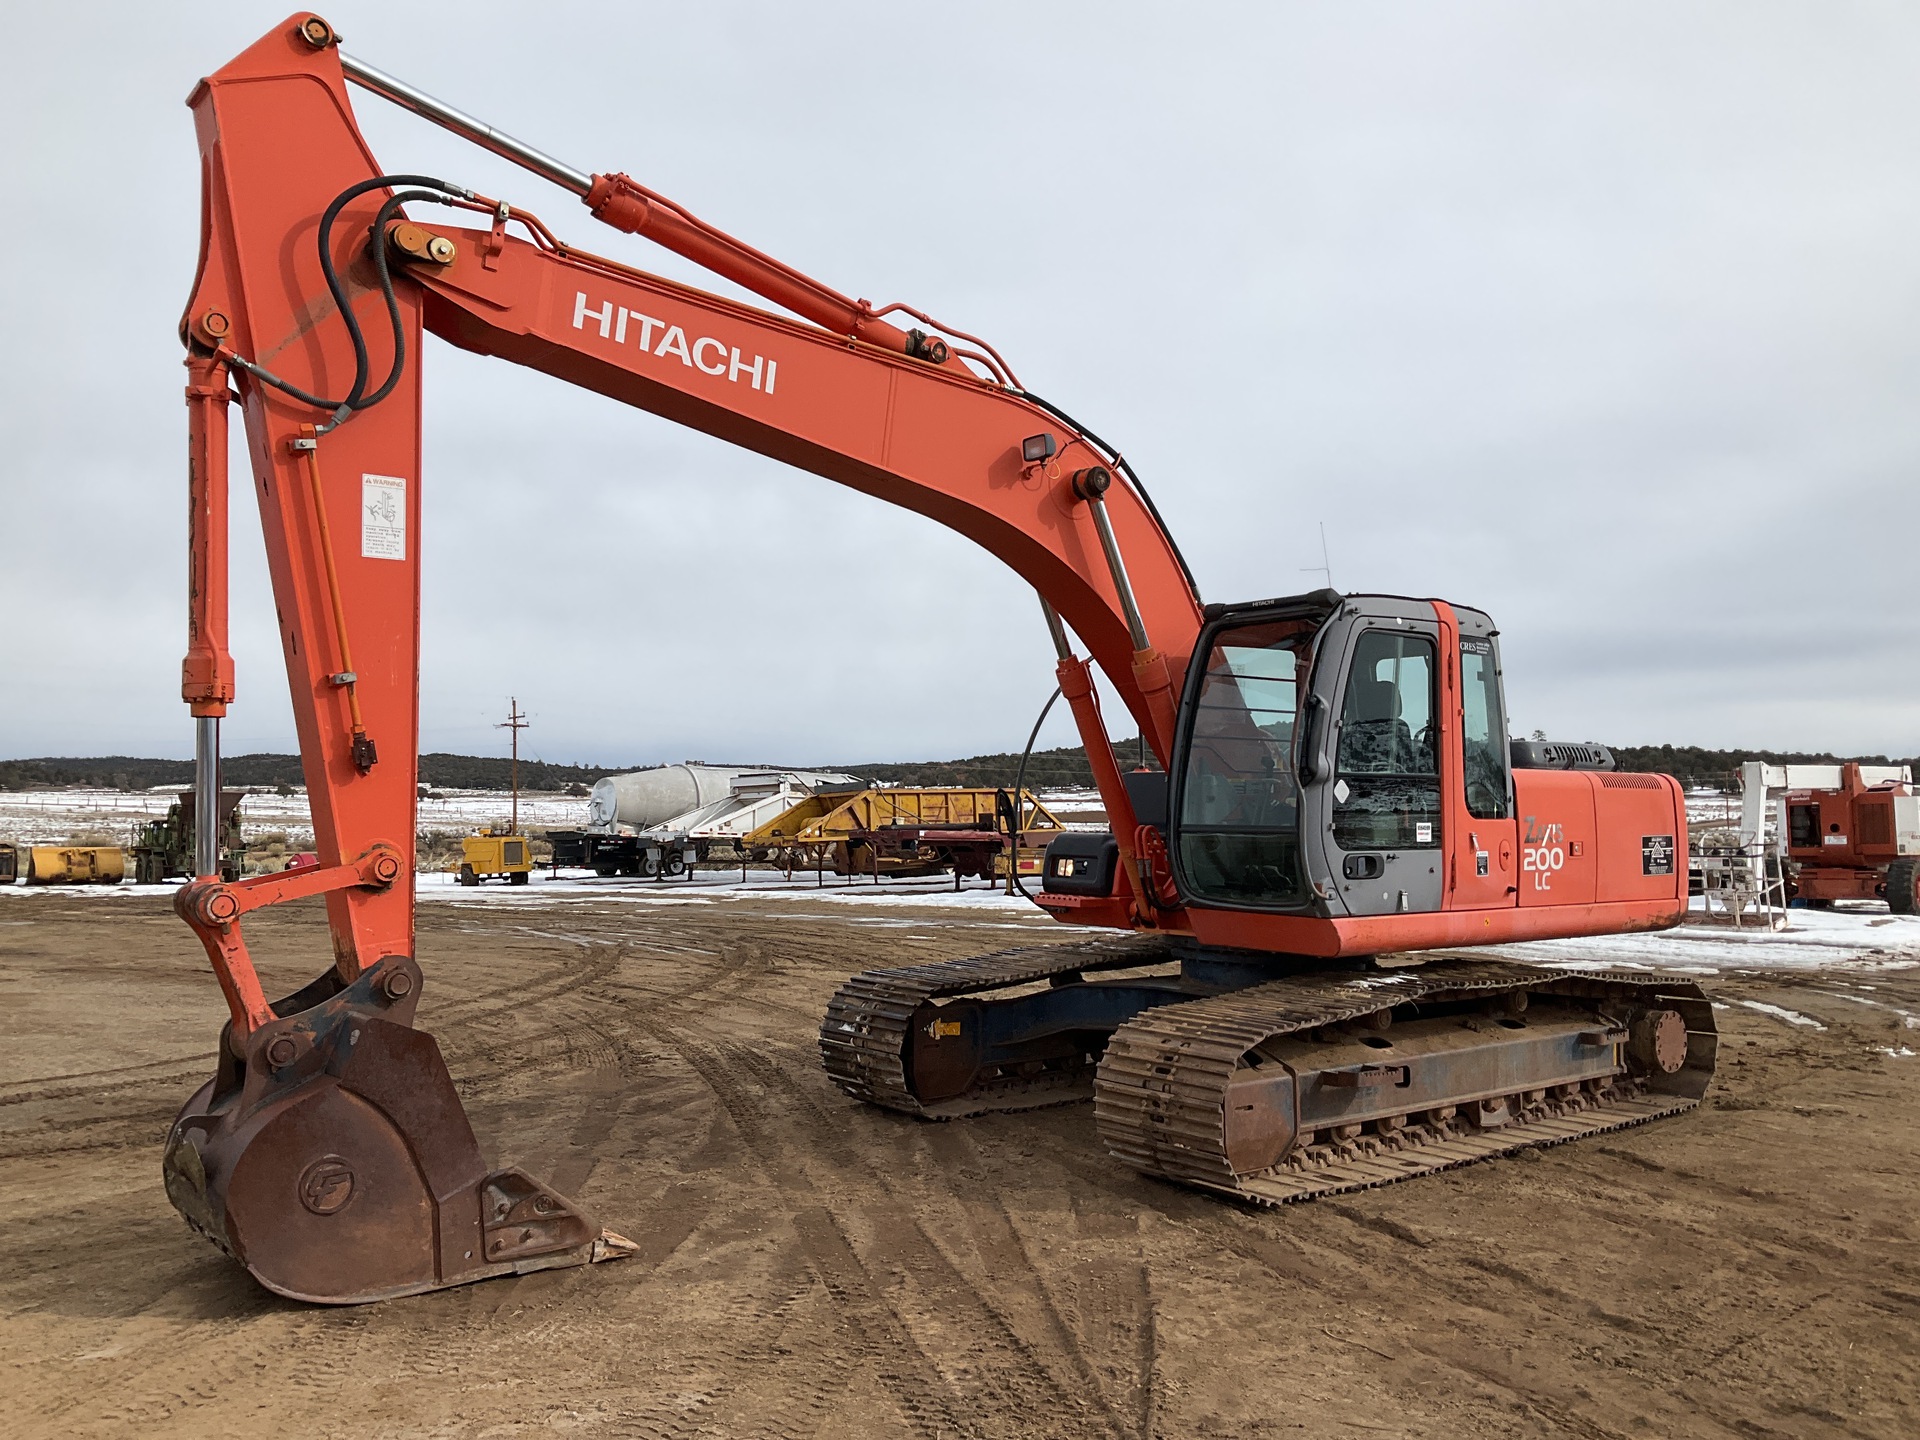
{"left": 1174, "top": 620, "right": 1311, "bottom": 906}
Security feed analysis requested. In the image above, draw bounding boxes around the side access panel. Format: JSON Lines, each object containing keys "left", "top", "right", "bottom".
{"left": 1513, "top": 770, "right": 1599, "bottom": 907}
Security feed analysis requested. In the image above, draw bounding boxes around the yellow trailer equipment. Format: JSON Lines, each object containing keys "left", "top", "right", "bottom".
{"left": 744, "top": 787, "right": 1064, "bottom": 878}
{"left": 458, "top": 832, "right": 533, "bottom": 886}
{"left": 25, "top": 846, "right": 126, "bottom": 885}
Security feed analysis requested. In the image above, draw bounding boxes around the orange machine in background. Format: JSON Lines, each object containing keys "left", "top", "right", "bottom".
{"left": 1783, "top": 763, "right": 1920, "bottom": 911}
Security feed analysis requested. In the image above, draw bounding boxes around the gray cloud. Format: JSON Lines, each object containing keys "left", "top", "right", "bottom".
{"left": 3, "top": 2, "right": 1915, "bottom": 766}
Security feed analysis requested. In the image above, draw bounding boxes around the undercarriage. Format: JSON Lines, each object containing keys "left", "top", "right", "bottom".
{"left": 820, "top": 937, "right": 1716, "bottom": 1200}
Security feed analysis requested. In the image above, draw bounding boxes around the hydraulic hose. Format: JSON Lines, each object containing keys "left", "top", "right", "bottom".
{"left": 216, "top": 173, "right": 474, "bottom": 430}
{"left": 1014, "top": 389, "right": 1200, "bottom": 602}
{"left": 1009, "top": 684, "right": 1063, "bottom": 904}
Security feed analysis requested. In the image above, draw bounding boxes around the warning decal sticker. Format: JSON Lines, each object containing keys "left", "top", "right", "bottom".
{"left": 1642, "top": 834, "right": 1675, "bottom": 876}
{"left": 361, "top": 474, "right": 407, "bottom": 561}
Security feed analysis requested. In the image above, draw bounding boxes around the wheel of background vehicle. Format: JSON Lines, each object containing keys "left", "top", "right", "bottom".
{"left": 1888, "top": 858, "right": 1919, "bottom": 915}
{"left": 665, "top": 854, "right": 686, "bottom": 876}
{"left": 456, "top": 863, "right": 478, "bottom": 887}
{"left": 594, "top": 862, "right": 619, "bottom": 877}
{"left": 640, "top": 855, "right": 660, "bottom": 878}
{"left": 508, "top": 869, "right": 529, "bottom": 886}
{"left": 1808, "top": 897, "right": 1835, "bottom": 910}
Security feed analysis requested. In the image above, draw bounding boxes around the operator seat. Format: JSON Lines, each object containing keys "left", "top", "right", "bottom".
{"left": 1338, "top": 678, "right": 1415, "bottom": 774}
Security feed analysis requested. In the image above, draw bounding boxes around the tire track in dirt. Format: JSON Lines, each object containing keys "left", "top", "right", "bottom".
{"left": 429, "top": 942, "right": 623, "bottom": 1029}
{"left": 2, "top": 946, "right": 617, "bottom": 1146}
{"left": 626, "top": 1013, "right": 1123, "bottom": 1440}
{"left": 622, "top": 1018, "right": 969, "bottom": 1433}
{"left": 0, "top": 1053, "right": 220, "bottom": 1109}
{"left": 0, "top": 1108, "right": 185, "bottom": 1162}
{"left": 909, "top": 1120, "right": 1150, "bottom": 1440}
{"left": 578, "top": 1261, "right": 827, "bottom": 1440}
{"left": 1023, "top": 1140, "right": 1744, "bottom": 1438}
{"left": 17, "top": 1255, "right": 317, "bottom": 1435}
{"left": 731, "top": 1040, "right": 1139, "bottom": 1438}
{"left": 417, "top": 934, "right": 861, "bottom": 1439}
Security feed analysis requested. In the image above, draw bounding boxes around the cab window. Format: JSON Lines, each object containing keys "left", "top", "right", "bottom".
{"left": 1333, "top": 631, "right": 1440, "bottom": 849}
{"left": 1460, "top": 636, "right": 1511, "bottom": 820}
{"left": 1175, "top": 620, "right": 1310, "bottom": 905}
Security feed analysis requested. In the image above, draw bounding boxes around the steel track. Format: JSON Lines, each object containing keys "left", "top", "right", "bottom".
{"left": 818, "top": 935, "right": 1175, "bottom": 1118}
{"left": 1095, "top": 962, "right": 1715, "bottom": 1203}
{"left": 821, "top": 947, "right": 1717, "bottom": 1202}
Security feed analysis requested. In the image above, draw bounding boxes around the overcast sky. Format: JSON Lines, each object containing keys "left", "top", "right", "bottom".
{"left": 4, "top": 3, "right": 1917, "bottom": 769}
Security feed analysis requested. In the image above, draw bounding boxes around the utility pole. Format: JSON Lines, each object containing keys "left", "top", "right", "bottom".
{"left": 497, "top": 698, "right": 529, "bottom": 833}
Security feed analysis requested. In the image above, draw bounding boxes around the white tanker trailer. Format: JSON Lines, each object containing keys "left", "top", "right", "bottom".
{"left": 550, "top": 763, "right": 859, "bottom": 877}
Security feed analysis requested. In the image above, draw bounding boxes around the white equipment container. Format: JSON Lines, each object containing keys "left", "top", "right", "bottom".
{"left": 586, "top": 764, "right": 859, "bottom": 849}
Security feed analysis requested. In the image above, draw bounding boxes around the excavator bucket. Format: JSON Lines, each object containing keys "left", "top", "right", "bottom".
{"left": 162, "top": 954, "right": 631, "bottom": 1304}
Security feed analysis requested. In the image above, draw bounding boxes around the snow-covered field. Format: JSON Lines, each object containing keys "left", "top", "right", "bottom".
{"left": 0, "top": 785, "right": 1107, "bottom": 849}
{"left": 0, "top": 786, "right": 591, "bottom": 849}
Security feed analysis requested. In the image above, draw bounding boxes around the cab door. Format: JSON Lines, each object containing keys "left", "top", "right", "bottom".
{"left": 1302, "top": 600, "right": 1446, "bottom": 917}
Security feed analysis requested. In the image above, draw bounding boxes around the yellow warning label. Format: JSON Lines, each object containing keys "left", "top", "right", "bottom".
{"left": 930, "top": 1019, "right": 963, "bottom": 1039}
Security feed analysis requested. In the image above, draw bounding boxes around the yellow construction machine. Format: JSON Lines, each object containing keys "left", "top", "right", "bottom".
{"left": 746, "top": 786, "right": 1064, "bottom": 880}
{"left": 25, "top": 846, "right": 126, "bottom": 885}
{"left": 457, "top": 831, "right": 533, "bottom": 886}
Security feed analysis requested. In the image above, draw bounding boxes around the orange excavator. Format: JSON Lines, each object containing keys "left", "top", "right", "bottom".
{"left": 169, "top": 15, "right": 1716, "bottom": 1303}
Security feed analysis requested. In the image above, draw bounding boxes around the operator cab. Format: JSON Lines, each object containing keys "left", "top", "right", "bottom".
{"left": 1172, "top": 590, "right": 1511, "bottom": 917}
{"left": 1048, "top": 591, "right": 1515, "bottom": 920}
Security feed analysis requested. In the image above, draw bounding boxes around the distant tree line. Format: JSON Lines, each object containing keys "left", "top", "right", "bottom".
{"left": 842, "top": 743, "right": 1907, "bottom": 792}
{"left": 840, "top": 737, "right": 1161, "bottom": 790}
{"left": 1605, "top": 745, "right": 1918, "bottom": 791}
{"left": 0, "top": 753, "right": 632, "bottom": 793}
{"left": 5, "top": 740, "right": 1913, "bottom": 795}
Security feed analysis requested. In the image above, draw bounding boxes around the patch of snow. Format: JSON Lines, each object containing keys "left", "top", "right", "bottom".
{"left": 1732, "top": 1000, "right": 1826, "bottom": 1031}
{"left": 1481, "top": 904, "right": 1920, "bottom": 976}
{"left": 412, "top": 865, "right": 1053, "bottom": 916}
{"left": 1817, "top": 991, "right": 1920, "bottom": 1028}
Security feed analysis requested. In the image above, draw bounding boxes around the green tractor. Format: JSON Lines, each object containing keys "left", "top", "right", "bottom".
{"left": 131, "top": 789, "right": 246, "bottom": 884}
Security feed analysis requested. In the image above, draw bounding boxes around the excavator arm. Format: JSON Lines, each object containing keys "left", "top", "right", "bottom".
{"left": 165, "top": 14, "right": 1202, "bottom": 1302}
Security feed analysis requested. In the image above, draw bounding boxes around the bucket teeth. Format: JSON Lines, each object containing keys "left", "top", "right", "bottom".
{"left": 592, "top": 1231, "right": 640, "bottom": 1262}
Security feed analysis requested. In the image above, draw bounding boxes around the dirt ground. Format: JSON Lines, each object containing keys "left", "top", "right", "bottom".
{"left": 2, "top": 891, "right": 1916, "bottom": 1439}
